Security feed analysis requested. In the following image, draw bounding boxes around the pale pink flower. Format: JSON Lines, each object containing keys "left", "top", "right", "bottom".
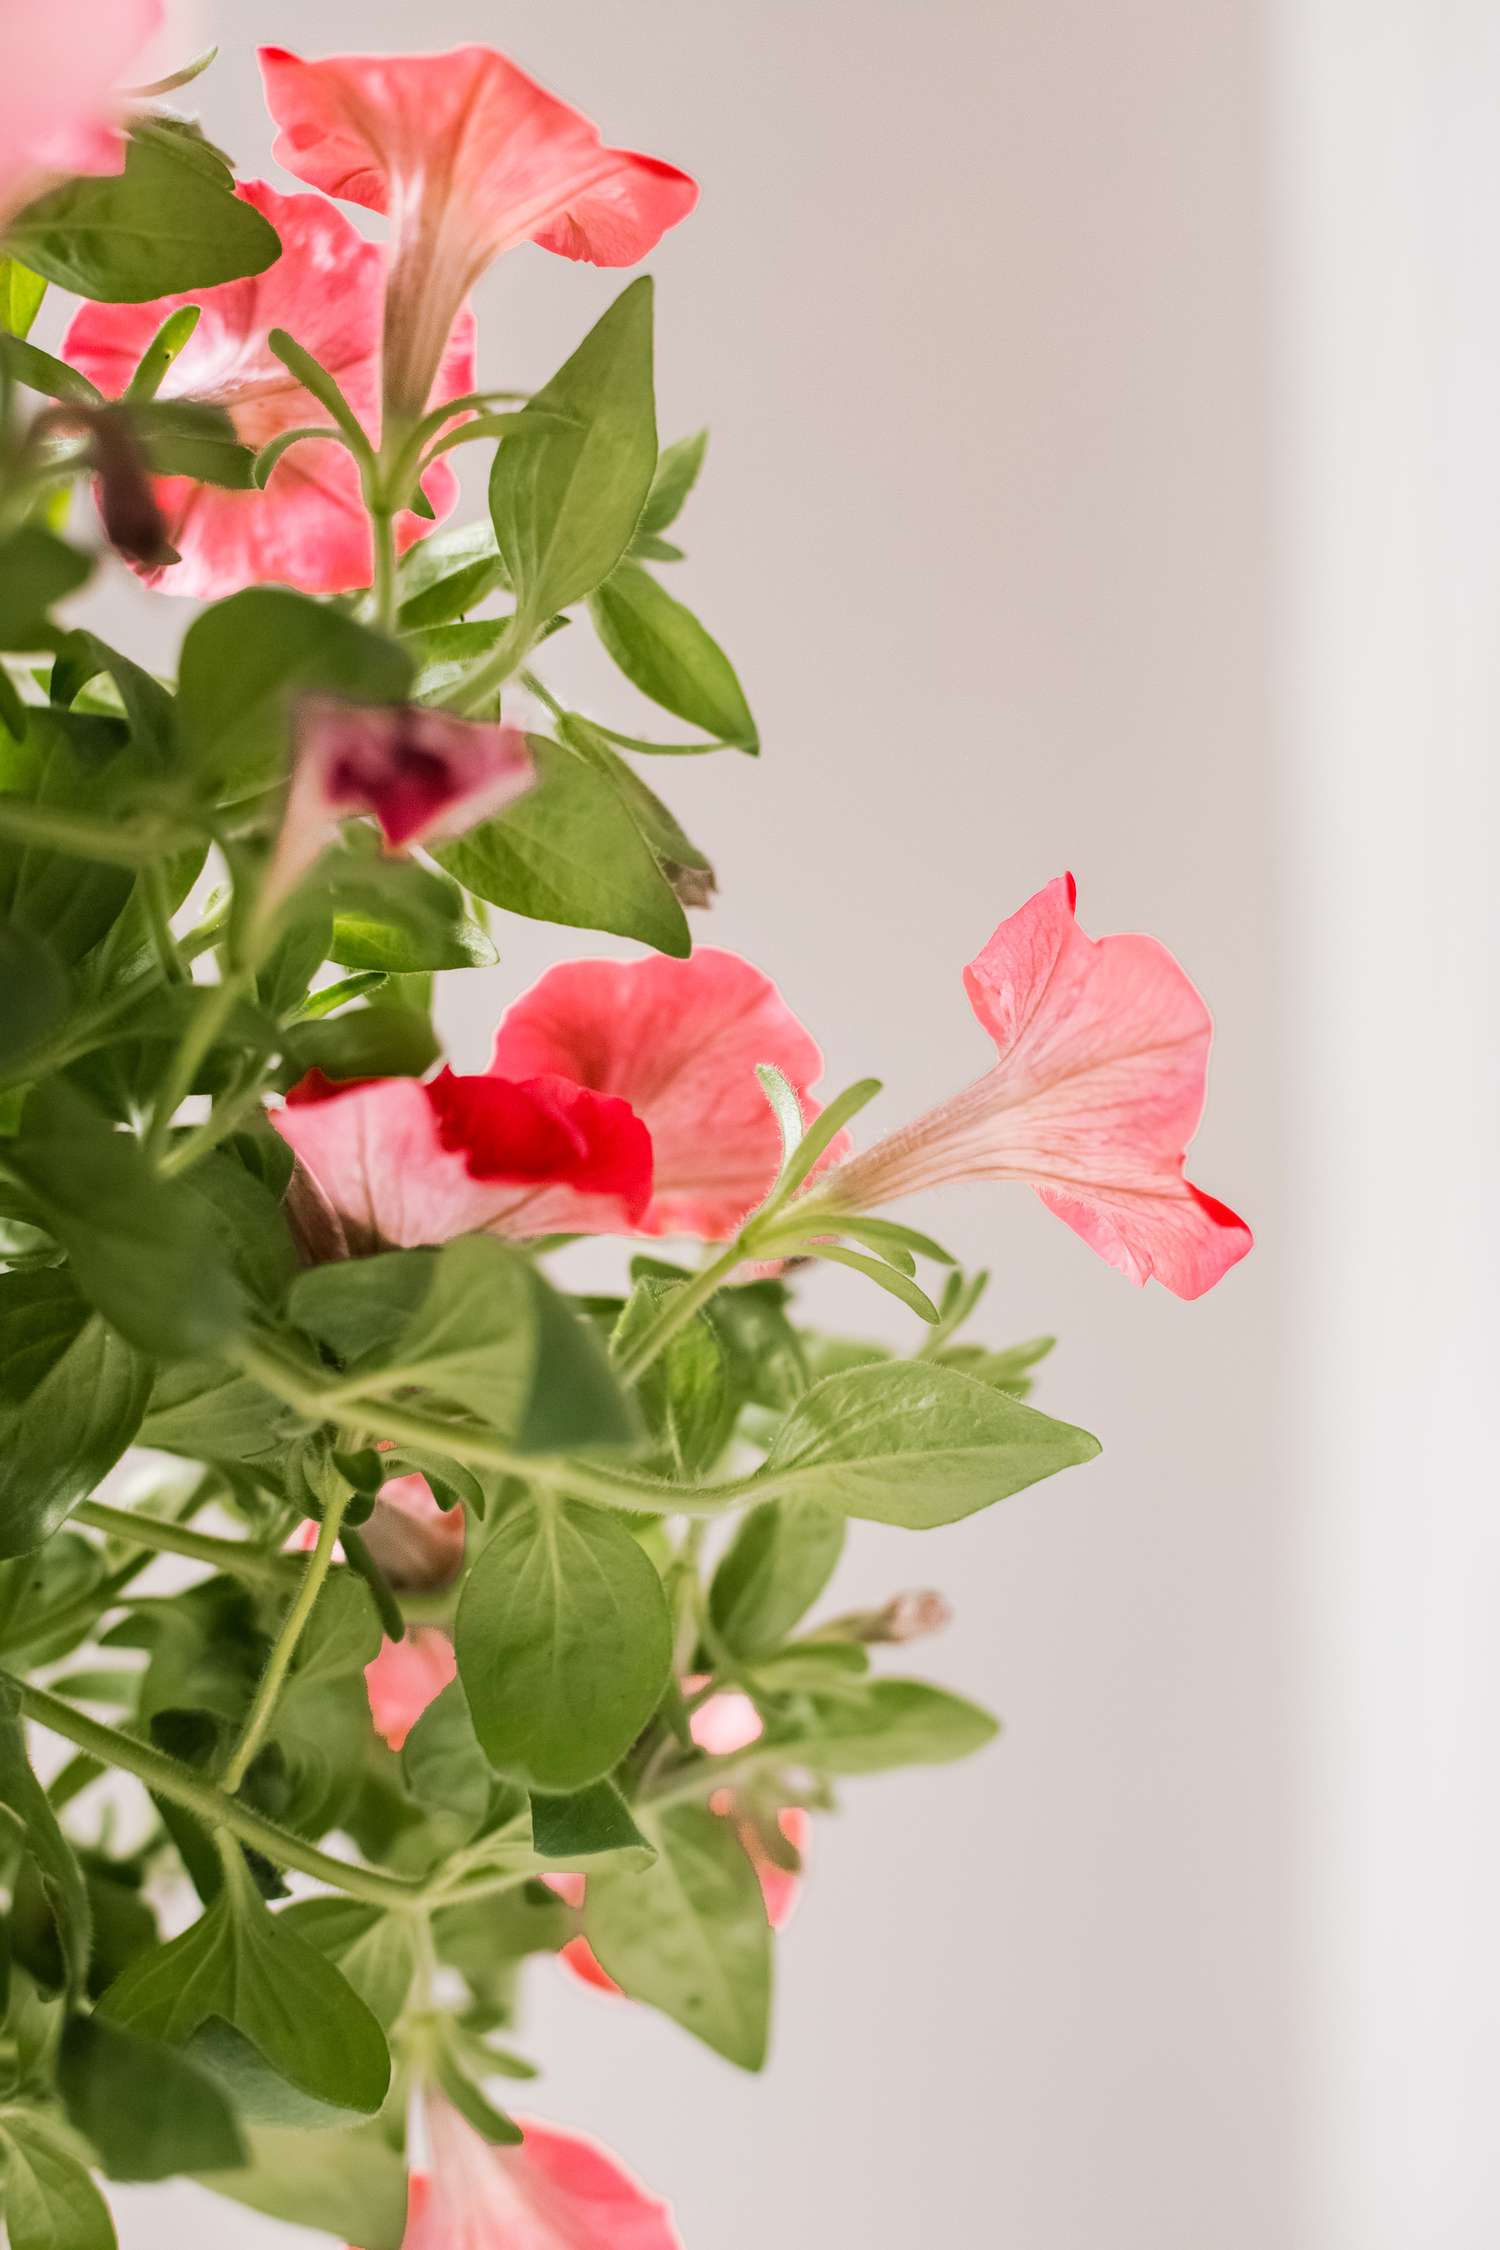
{"left": 259, "top": 44, "right": 697, "bottom": 417}
{"left": 273, "top": 1067, "right": 653, "bottom": 1252}
{"left": 489, "top": 949, "right": 838, "bottom": 1240}
{"left": 0, "top": 1, "right": 161, "bottom": 223}
{"left": 264, "top": 701, "right": 534, "bottom": 909}
{"left": 364, "top": 1629, "right": 456, "bottom": 1753}
{"left": 809, "top": 875, "right": 1252, "bottom": 1299}
{"left": 368, "top": 2101, "right": 683, "bottom": 2250}
{"left": 62, "top": 181, "right": 475, "bottom": 597}
{"left": 551, "top": 1687, "right": 807, "bottom": 1998}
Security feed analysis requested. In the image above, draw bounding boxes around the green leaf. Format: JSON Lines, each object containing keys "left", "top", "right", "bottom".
{"left": 556, "top": 712, "right": 714, "bottom": 901}
{"left": 265, "top": 329, "right": 371, "bottom": 458}
{"left": 0, "top": 531, "right": 92, "bottom": 652}
{"left": 291, "top": 1236, "right": 635, "bottom": 1453}
{"left": 0, "top": 712, "right": 139, "bottom": 968}
{"left": 320, "top": 840, "right": 498, "bottom": 973}
{"left": 779, "top": 1678, "right": 998, "bottom": 1774}
{"left": 139, "top": 1360, "right": 293, "bottom": 1465}
{"left": 0, "top": 333, "right": 102, "bottom": 405}
{"left": 49, "top": 630, "right": 173, "bottom": 760}
{"left": 584, "top": 1805, "right": 771, "bottom": 2068}
{"left": 124, "top": 304, "right": 201, "bottom": 401}
{"left": 176, "top": 589, "right": 412, "bottom": 797}
{"left": 798, "top": 1242, "right": 940, "bottom": 1323}
{"left": 933, "top": 1335, "right": 1056, "bottom": 1400}
{"left": 274, "top": 1899, "right": 419, "bottom": 2031}
{"left": 401, "top": 1680, "right": 504, "bottom": 1840}
{"left": 0, "top": 260, "right": 46, "bottom": 340}
{"left": 638, "top": 429, "right": 707, "bottom": 535}
{"left": 396, "top": 521, "right": 510, "bottom": 629}
{"left": 0, "top": 1270, "right": 151, "bottom": 1557}
{"left": 589, "top": 562, "right": 757, "bottom": 749}
{"left": 435, "top": 2046, "right": 522, "bottom": 2145}
{"left": 456, "top": 1493, "right": 672, "bottom": 1791}
{"left": 8, "top": 129, "right": 281, "bottom": 302}
{"left": 3, "top": 1083, "right": 245, "bottom": 1360}
{"left": 58, "top": 2013, "right": 245, "bottom": 2181}
{"left": 489, "top": 277, "right": 657, "bottom": 624}
{"left": 96, "top": 1856, "right": 390, "bottom": 2125}
{"left": 613, "top": 1280, "right": 731, "bottom": 1478}
{"left": 709, "top": 1498, "right": 846, "bottom": 1656}
{"left": 199, "top": 2118, "right": 408, "bottom": 2250}
{"left": 281, "top": 1002, "right": 440, "bottom": 1085}
{"left": 530, "top": 1780, "right": 650, "bottom": 1865}
{"left": 436, "top": 731, "right": 688, "bottom": 956}
{"left": 756, "top": 1361, "right": 1100, "bottom": 1528}
{"left": 0, "top": 927, "right": 69, "bottom": 1072}
{"left": 0, "top": 2112, "right": 115, "bottom": 2250}
{"left": 0, "top": 1678, "right": 91, "bottom": 1995}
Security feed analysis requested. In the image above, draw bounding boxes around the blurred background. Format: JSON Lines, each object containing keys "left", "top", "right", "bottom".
{"left": 75, "top": 0, "right": 1495, "bottom": 2244}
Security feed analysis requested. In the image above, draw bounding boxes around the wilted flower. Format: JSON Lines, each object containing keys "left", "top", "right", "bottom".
{"left": 808, "top": 875, "right": 1252, "bottom": 1299}
{"left": 0, "top": 1, "right": 160, "bottom": 222}
{"left": 260, "top": 43, "right": 697, "bottom": 418}
{"left": 63, "top": 181, "right": 475, "bottom": 596}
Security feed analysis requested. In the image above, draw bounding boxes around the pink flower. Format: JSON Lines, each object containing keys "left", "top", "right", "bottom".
{"left": 0, "top": 1, "right": 161, "bottom": 222}
{"left": 264, "top": 701, "right": 534, "bottom": 910}
{"left": 489, "top": 949, "right": 837, "bottom": 1240}
{"left": 259, "top": 44, "right": 697, "bottom": 418}
{"left": 809, "top": 875, "right": 1252, "bottom": 1299}
{"left": 365, "top": 2101, "right": 682, "bottom": 2250}
{"left": 62, "top": 181, "right": 475, "bottom": 598}
{"left": 360, "top": 1473, "right": 467, "bottom": 1593}
{"left": 550, "top": 1687, "right": 807, "bottom": 1998}
{"left": 364, "top": 1628, "right": 456, "bottom": 1753}
{"left": 273, "top": 1067, "right": 653, "bottom": 1252}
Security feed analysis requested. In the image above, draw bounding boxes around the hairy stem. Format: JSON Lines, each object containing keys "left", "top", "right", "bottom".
{"left": 613, "top": 1239, "right": 749, "bottom": 1385}
{"left": 73, "top": 1499, "right": 294, "bottom": 1591}
{"left": 15, "top": 1678, "right": 424, "bottom": 1909}
{"left": 221, "top": 1492, "right": 349, "bottom": 1792}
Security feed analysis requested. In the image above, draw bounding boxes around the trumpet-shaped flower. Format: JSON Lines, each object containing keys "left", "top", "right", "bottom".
{"left": 812, "top": 875, "right": 1252, "bottom": 1299}
{"left": 367, "top": 2102, "right": 683, "bottom": 2250}
{"left": 62, "top": 181, "right": 475, "bottom": 597}
{"left": 0, "top": 1, "right": 160, "bottom": 222}
{"left": 259, "top": 44, "right": 698, "bottom": 416}
{"left": 274, "top": 1067, "right": 652, "bottom": 1252}
{"left": 489, "top": 949, "right": 835, "bottom": 1239}
{"left": 264, "top": 700, "right": 534, "bottom": 910}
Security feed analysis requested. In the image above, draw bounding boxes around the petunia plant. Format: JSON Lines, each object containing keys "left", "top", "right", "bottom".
{"left": 0, "top": 22, "right": 1251, "bottom": 2250}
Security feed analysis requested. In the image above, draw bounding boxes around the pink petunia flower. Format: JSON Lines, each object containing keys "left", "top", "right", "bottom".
{"left": 360, "top": 1473, "right": 467, "bottom": 1594}
{"left": 62, "top": 181, "right": 475, "bottom": 598}
{"left": 263, "top": 700, "right": 534, "bottom": 911}
{"left": 550, "top": 1687, "right": 807, "bottom": 1998}
{"left": 273, "top": 1067, "right": 653, "bottom": 1252}
{"left": 0, "top": 1, "right": 161, "bottom": 223}
{"left": 364, "top": 1628, "right": 457, "bottom": 1754}
{"left": 489, "top": 949, "right": 838, "bottom": 1240}
{"left": 363, "top": 2101, "right": 683, "bottom": 2250}
{"left": 806, "top": 875, "right": 1252, "bottom": 1299}
{"left": 259, "top": 43, "right": 698, "bottom": 419}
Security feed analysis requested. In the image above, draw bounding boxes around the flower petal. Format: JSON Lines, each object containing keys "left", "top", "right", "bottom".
{"left": 62, "top": 182, "right": 475, "bottom": 598}
{"left": 0, "top": 1, "right": 161, "bottom": 221}
{"left": 394, "top": 2102, "right": 683, "bottom": 2250}
{"left": 364, "top": 1628, "right": 455, "bottom": 1753}
{"left": 273, "top": 1069, "right": 652, "bottom": 1250}
{"left": 360, "top": 1475, "right": 466, "bottom": 1592}
{"left": 490, "top": 949, "right": 834, "bottom": 1239}
{"left": 820, "top": 875, "right": 1252, "bottom": 1299}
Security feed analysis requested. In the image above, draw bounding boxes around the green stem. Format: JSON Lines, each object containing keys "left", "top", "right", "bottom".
{"left": 448, "top": 613, "right": 536, "bottom": 717}
{"left": 614, "top": 1239, "right": 749, "bottom": 1385}
{"left": 370, "top": 505, "right": 399, "bottom": 635}
{"left": 139, "top": 862, "right": 186, "bottom": 984}
{"left": 74, "top": 1500, "right": 294, "bottom": 1591}
{"left": 159, "top": 1063, "right": 271, "bottom": 1178}
{"left": 236, "top": 1341, "right": 717, "bottom": 1517}
{"left": 16, "top": 1678, "right": 423, "bottom": 1909}
{"left": 143, "top": 968, "right": 245, "bottom": 1168}
{"left": 0, "top": 798, "right": 186, "bottom": 867}
{"left": 221, "top": 1493, "right": 349, "bottom": 1793}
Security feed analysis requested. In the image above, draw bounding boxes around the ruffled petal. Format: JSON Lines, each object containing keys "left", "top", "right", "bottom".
{"left": 490, "top": 949, "right": 833, "bottom": 1239}
{"left": 392, "top": 2101, "right": 683, "bottom": 2250}
{"left": 62, "top": 182, "right": 474, "bottom": 598}
{"left": 0, "top": 1, "right": 161, "bottom": 221}
{"left": 273, "top": 1069, "right": 652, "bottom": 1250}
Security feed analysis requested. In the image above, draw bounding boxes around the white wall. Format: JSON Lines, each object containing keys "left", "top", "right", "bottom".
{"left": 93, "top": 0, "right": 1467, "bottom": 2242}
